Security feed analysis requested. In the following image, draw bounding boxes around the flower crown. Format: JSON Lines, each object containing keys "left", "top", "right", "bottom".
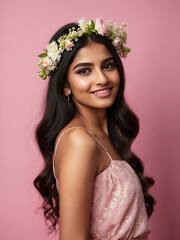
{"left": 37, "top": 18, "right": 130, "bottom": 80}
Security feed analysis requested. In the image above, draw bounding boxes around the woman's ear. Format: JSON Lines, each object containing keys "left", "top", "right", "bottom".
{"left": 63, "top": 83, "right": 71, "bottom": 96}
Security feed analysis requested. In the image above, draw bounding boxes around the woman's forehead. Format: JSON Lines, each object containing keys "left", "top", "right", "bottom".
{"left": 72, "top": 42, "right": 112, "bottom": 64}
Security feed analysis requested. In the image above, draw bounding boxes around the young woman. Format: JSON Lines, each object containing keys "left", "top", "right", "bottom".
{"left": 34, "top": 18, "right": 155, "bottom": 240}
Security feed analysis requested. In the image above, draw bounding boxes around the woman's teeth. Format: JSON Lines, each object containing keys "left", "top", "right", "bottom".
{"left": 94, "top": 89, "right": 110, "bottom": 94}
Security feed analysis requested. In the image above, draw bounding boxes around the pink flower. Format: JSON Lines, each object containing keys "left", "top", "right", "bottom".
{"left": 95, "top": 18, "right": 109, "bottom": 36}
{"left": 65, "top": 39, "right": 74, "bottom": 51}
{"left": 112, "top": 37, "right": 122, "bottom": 48}
{"left": 44, "top": 68, "right": 51, "bottom": 76}
{"left": 42, "top": 57, "right": 52, "bottom": 67}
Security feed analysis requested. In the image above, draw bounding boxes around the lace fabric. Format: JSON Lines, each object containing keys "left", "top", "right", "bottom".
{"left": 53, "top": 127, "right": 151, "bottom": 240}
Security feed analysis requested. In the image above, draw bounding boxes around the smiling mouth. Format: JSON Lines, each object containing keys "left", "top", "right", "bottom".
{"left": 90, "top": 88, "right": 112, "bottom": 97}
{"left": 91, "top": 88, "right": 112, "bottom": 94}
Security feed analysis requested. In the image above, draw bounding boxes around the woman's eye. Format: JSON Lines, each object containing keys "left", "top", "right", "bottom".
{"left": 77, "top": 68, "right": 90, "bottom": 75}
{"left": 103, "top": 63, "right": 115, "bottom": 70}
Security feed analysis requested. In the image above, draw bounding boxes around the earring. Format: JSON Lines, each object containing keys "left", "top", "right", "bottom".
{"left": 65, "top": 91, "right": 71, "bottom": 102}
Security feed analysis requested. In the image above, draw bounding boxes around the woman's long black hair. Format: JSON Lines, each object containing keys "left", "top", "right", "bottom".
{"left": 34, "top": 22, "right": 156, "bottom": 233}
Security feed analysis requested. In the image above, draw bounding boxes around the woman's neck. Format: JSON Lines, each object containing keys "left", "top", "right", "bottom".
{"left": 74, "top": 107, "right": 108, "bottom": 135}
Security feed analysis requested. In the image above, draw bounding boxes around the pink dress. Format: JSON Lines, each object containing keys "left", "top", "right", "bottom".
{"left": 53, "top": 127, "right": 151, "bottom": 240}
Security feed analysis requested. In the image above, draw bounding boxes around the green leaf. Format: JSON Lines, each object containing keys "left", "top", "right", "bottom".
{"left": 38, "top": 53, "right": 47, "bottom": 58}
{"left": 39, "top": 71, "right": 47, "bottom": 80}
{"left": 42, "top": 73, "right": 47, "bottom": 80}
{"left": 89, "top": 19, "right": 95, "bottom": 29}
{"left": 86, "top": 26, "right": 92, "bottom": 35}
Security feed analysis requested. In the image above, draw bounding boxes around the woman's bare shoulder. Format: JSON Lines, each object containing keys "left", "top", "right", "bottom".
{"left": 55, "top": 125, "right": 97, "bottom": 152}
{"left": 54, "top": 126, "right": 99, "bottom": 180}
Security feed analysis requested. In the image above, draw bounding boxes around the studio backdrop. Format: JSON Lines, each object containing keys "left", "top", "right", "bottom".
{"left": 1, "top": 0, "right": 180, "bottom": 239}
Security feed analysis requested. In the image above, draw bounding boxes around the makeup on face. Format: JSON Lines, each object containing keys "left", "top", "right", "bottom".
{"left": 67, "top": 42, "right": 120, "bottom": 109}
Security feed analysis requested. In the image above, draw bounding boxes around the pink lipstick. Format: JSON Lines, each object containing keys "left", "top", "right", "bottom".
{"left": 91, "top": 88, "right": 111, "bottom": 97}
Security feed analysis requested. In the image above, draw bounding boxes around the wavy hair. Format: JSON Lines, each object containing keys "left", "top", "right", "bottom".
{"left": 34, "top": 22, "right": 156, "bottom": 233}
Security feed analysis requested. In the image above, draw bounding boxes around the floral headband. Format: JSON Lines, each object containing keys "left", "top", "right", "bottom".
{"left": 37, "top": 18, "right": 130, "bottom": 80}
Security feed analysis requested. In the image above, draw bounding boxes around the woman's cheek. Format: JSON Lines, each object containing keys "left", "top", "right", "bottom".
{"left": 71, "top": 77, "right": 92, "bottom": 92}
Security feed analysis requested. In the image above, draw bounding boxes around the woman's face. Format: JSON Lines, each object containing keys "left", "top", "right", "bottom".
{"left": 66, "top": 42, "right": 120, "bottom": 111}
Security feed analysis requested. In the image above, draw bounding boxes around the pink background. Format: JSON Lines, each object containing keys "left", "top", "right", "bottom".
{"left": 1, "top": 0, "right": 180, "bottom": 239}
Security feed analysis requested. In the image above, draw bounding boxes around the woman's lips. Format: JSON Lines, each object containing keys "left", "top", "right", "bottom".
{"left": 91, "top": 88, "right": 112, "bottom": 97}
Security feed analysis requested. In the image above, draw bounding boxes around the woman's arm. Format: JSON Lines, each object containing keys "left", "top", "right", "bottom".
{"left": 54, "top": 128, "right": 99, "bottom": 240}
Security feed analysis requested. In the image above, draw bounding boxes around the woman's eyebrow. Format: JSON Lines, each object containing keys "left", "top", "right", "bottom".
{"left": 102, "top": 56, "right": 114, "bottom": 64}
{"left": 73, "top": 62, "right": 93, "bottom": 70}
{"left": 73, "top": 57, "right": 115, "bottom": 70}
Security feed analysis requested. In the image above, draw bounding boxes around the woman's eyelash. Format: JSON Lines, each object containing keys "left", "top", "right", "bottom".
{"left": 76, "top": 62, "right": 116, "bottom": 74}
{"left": 77, "top": 68, "right": 90, "bottom": 74}
{"left": 103, "top": 62, "right": 115, "bottom": 69}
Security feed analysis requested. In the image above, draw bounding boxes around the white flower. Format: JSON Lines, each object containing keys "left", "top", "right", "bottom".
{"left": 47, "top": 41, "right": 60, "bottom": 62}
{"left": 77, "top": 29, "right": 83, "bottom": 37}
{"left": 106, "top": 21, "right": 119, "bottom": 39}
{"left": 78, "top": 17, "right": 87, "bottom": 32}
{"left": 69, "top": 30, "right": 78, "bottom": 39}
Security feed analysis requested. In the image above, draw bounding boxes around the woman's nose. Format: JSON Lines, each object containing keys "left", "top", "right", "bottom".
{"left": 94, "top": 68, "right": 109, "bottom": 85}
